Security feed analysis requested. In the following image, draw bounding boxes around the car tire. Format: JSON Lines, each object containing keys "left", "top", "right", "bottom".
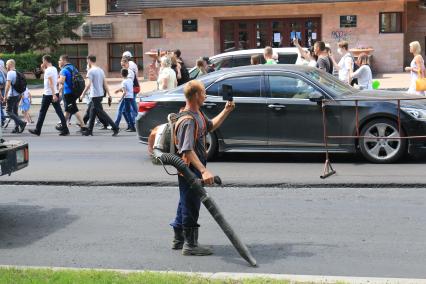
{"left": 359, "top": 118, "right": 406, "bottom": 163}
{"left": 206, "top": 132, "right": 218, "bottom": 161}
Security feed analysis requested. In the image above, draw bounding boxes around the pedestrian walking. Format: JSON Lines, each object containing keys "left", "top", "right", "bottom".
{"left": 0, "top": 60, "right": 7, "bottom": 126}
{"left": 4, "top": 59, "right": 27, "bottom": 133}
{"left": 58, "top": 55, "right": 87, "bottom": 132}
{"left": 330, "top": 41, "right": 354, "bottom": 84}
{"left": 170, "top": 80, "right": 235, "bottom": 256}
{"left": 174, "top": 49, "right": 190, "bottom": 85}
{"left": 350, "top": 53, "right": 373, "bottom": 90}
{"left": 264, "top": 46, "right": 277, "bottom": 65}
{"left": 158, "top": 56, "right": 177, "bottom": 90}
{"left": 405, "top": 41, "right": 425, "bottom": 95}
{"left": 122, "top": 51, "right": 139, "bottom": 119}
{"left": 314, "top": 41, "right": 333, "bottom": 74}
{"left": 114, "top": 58, "right": 136, "bottom": 130}
{"left": 80, "top": 55, "right": 119, "bottom": 136}
{"left": 114, "top": 69, "right": 135, "bottom": 132}
{"left": 19, "top": 88, "right": 33, "bottom": 124}
{"left": 28, "top": 55, "right": 69, "bottom": 136}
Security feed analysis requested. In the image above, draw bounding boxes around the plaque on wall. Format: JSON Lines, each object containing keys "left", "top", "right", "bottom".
{"left": 340, "top": 15, "right": 357, "bottom": 28}
{"left": 82, "top": 23, "right": 113, "bottom": 39}
{"left": 182, "top": 20, "right": 198, "bottom": 32}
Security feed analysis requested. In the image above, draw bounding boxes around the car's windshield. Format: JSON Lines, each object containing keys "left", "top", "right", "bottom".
{"left": 305, "top": 69, "right": 356, "bottom": 97}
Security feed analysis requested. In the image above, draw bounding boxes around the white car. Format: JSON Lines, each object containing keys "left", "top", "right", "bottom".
{"left": 189, "top": 47, "right": 306, "bottom": 79}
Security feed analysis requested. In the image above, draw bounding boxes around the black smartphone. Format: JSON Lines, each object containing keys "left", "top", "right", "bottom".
{"left": 222, "top": 84, "right": 233, "bottom": 102}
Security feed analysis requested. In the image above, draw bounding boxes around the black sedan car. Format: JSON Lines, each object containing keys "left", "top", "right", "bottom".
{"left": 136, "top": 65, "right": 426, "bottom": 163}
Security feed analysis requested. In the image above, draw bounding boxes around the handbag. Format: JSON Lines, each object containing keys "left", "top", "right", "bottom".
{"left": 416, "top": 69, "right": 426, "bottom": 92}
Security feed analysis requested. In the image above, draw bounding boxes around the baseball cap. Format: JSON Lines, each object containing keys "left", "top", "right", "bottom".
{"left": 122, "top": 51, "right": 133, "bottom": 58}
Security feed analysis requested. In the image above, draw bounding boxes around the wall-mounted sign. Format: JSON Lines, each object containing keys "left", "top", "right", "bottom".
{"left": 182, "top": 19, "right": 198, "bottom": 32}
{"left": 340, "top": 15, "right": 357, "bottom": 28}
{"left": 82, "top": 23, "right": 113, "bottom": 39}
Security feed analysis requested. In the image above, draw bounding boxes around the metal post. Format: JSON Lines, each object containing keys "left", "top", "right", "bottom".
{"left": 320, "top": 100, "right": 336, "bottom": 179}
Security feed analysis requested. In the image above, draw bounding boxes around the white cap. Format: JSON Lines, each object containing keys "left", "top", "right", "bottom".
{"left": 122, "top": 51, "right": 132, "bottom": 58}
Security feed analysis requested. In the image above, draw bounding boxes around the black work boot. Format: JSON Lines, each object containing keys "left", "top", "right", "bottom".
{"left": 172, "top": 227, "right": 184, "bottom": 250}
{"left": 182, "top": 227, "right": 213, "bottom": 256}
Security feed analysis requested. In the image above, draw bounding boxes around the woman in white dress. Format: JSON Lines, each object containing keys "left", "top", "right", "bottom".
{"left": 405, "top": 41, "right": 425, "bottom": 95}
{"left": 157, "top": 56, "right": 177, "bottom": 91}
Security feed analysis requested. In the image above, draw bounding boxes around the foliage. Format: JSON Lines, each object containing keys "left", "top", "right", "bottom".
{"left": 0, "top": 52, "right": 61, "bottom": 73}
{"left": 0, "top": 0, "right": 84, "bottom": 53}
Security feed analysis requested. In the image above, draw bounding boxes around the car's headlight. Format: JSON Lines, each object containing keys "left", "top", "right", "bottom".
{"left": 402, "top": 107, "right": 426, "bottom": 120}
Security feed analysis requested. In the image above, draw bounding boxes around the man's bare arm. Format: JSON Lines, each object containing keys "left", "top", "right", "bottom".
{"left": 182, "top": 150, "right": 214, "bottom": 185}
{"left": 211, "top": 101, "right": 235, "bottom": 132}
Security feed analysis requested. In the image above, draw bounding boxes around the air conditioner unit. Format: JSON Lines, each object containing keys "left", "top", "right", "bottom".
{"left": 420, "top": 0, "right": 426, "bottom": 9}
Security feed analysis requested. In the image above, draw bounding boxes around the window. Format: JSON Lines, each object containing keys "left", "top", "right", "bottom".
{"left": 107, "top": 0, "right": 123, "bottom": 12}
{"left": 147, "top": 19, "right": 163, "bottom": 38}
{"left": 58, "top": 44, "right": 89, "bottom": 72}
{"left": 206, "top": 76, "right": 261, "bottom": 98}
{"left": 278, "top": 53, "right": 298, "bottom": 64}
{"left": 108, "top": 43, "right": 143, "bottom": 72}
{"left": 233, "top": 56, "right": 252, "bottom": 67}
{"left": 380, "top": 12, "right": 402, "bottom": 33}
{"left": 269, "top": 75, "right": 315, "bottom": 99}
{"left": 210, "top": 57, "right": 233, "bottom": 70}
{"left": 55, "top": 0, "right": 90, "bottom": 13}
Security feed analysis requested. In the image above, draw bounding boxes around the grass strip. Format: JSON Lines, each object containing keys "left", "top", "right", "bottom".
{"left": 0, "top": 268, "right": 297, "bottom": 284}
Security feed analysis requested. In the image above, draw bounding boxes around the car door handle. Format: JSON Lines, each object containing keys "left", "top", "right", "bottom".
{"left": 203, "top": 102, "right": 217, "bottom": 109}
{"left": 268, "top": 104, "right": 286, "bottom": 110}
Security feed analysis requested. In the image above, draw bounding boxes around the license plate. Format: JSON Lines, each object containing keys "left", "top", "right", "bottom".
{"left": 16, "top": 149, "right": 25, "bottom": 164}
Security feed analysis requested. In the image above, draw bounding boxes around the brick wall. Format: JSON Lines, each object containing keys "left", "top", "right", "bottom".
{"left": 405, "top": 1, "right": 426, "bottom": 67}
{"left": 142, "top": 0, "right": 405, "bottom": 74}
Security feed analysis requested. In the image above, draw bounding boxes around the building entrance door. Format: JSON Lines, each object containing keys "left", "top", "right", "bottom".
{"left": 220, "top": 18, "right": 321, "bottom": 53}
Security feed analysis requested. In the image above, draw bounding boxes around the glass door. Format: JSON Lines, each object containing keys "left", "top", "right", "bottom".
{"left": 256, "top": 21, "right": 270, "bottom": 48}
{"left": 272, "top": 20, "right": 285, "bottom": 48}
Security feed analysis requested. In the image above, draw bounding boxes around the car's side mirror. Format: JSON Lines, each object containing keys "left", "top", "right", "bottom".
{"left": 308, "top": 91, "right": 324, "bottom": 103}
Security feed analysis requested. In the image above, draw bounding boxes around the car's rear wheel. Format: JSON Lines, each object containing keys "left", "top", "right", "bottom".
{"left": 359, "top": 118, "right": 406, "bottom": 163}
{"left": 206, "top": 132, "right": 218, "bottom": 161}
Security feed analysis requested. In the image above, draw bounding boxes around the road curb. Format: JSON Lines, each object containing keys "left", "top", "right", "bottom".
{"left": 0, "top": 265, "right": 424, "bottom": 284}
{"left": 1, "top": 180, "right": 426, "bottom": 188}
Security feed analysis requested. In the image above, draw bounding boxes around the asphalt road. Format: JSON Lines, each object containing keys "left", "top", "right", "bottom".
{"left": 2, "top": 105, "right": 426, "bottom": 186}
{"left": 0, "top": 185, "right": 425, "bottom": 278}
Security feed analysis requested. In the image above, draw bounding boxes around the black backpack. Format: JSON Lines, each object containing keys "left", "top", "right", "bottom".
{"left": 13, "top": 71, "right": 27, "bottom": 94}
{"left": 65, "top": 65, "right": 85, "bottom": 96}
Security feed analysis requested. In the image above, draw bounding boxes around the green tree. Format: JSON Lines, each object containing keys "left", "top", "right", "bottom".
{"left": 0, "top": 0, "right": 84, "bottom": 53}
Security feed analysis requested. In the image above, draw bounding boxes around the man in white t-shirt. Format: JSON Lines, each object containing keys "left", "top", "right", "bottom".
{"left": 29, "top": 55, "right": 70, "bottom": 136}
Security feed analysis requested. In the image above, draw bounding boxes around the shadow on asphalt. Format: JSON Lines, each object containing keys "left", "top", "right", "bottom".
{"left": 210, "top": 242, "right": 336, "bottom": 267}
{"left": 0, "top": 205, "right": 78, "bottom": 249}
{"left": 212, "top": 152, "right": 426, "bottom": 164}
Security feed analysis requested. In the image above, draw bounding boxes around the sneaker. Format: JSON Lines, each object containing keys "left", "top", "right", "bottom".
{"left": 11, "top": 128, "right": 19, "bottom": 134}
{"left": 82, "top": 129, "right": 93, "bottom": 136}
{"left": 59, "top": 130, "right": 70, "bottom": 136}
{"left": 112, "top": 128, "right": 119, "bottom": 137}
{"left": 125, "top": 128, "right": 136, "bottom": 132}
{"left": 98, "top": 125, "right": 108, "bottom": 130}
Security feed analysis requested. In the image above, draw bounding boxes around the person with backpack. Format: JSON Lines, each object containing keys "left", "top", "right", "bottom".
{"left": 4, "top": 59, "right": 27, "bottom": 133}
{"left": 58, "top": 55, "right": 87, "bottom": 132}
{"left": 122, "top": 51, "right": 139, "bottom": 121}
{"left": 0, "top": 60, "right": 7, "bottom": 127}
{"left": 28, "top": 55, "right": 70, "bottom": 136}
{"left": 170, "top": 80, "right": 235, "bottom": 256}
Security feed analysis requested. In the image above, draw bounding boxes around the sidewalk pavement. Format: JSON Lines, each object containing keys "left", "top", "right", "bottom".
{"left": 27, "top": 73, "right": 411, "bottom": 105}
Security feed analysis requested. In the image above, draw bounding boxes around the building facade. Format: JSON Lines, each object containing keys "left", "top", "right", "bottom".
{"left": 58, "top": 0, "right": 426, "bottom": 76}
